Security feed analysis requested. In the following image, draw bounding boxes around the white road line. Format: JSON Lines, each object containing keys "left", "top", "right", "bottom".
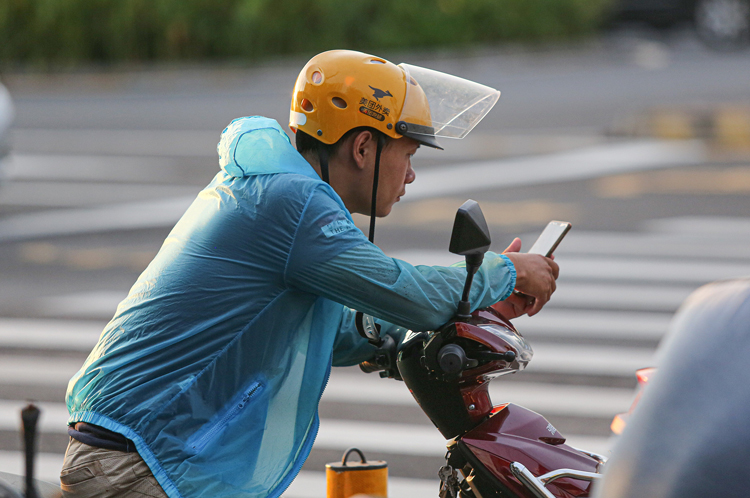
{"left": 405, "top": 139, "right": 706, "bottom": 201}
{"left": 0, "top": 400, "right": 616, "bottom": 459}
{"left": 553, "top": 230, "right": 750, "bottom": 259}
{"left": 513, "top": 309, "right": 673, "bottom": 340}
{"left": 0, "top": 335, "right": 652, "bottom": 389}
{"left": 0, "top": 370, "right": 634, "bottom": 432}
{"left": 645, "top": 216, "right": 750, "bottom": 238}
{"left": 0, "top": 440, "right": 614, "bottom": 496}
{"left": 32, "top": 285, "right": 684, "bottom": 324}
{"left": 0, "top": 181, "right": 199, "bottom": 208}
{"left": 36, "top": 292, "right": 124, "bottom": 320}
{"left": 0, "top": 400, "right": 69, "bottom": 432}
{"left": 529, "top": 343, "right": 655, "bottom": 375}
{"left": 545, "top": 283, "right": 692, "bottom": 312}
{"left": 4, "top": 154, "right": 184, "bottom": 183}
{"left": 390, "top": 250, "right": 750, "bottom": 285}
{"left": 0, "top": 196, "right": 194, "bottom": 242}
{"left": 0, "top": 318, "right": 103, "bottom": 350}
{"left": 323, "top": 374, "right": 634, "bottom": 418}
{"left": 556, "top": 256, "right": 750, "bottom": 284}
{"left": 0, "top": 451, "right": 63, "bottom": 484}
{"left": 316, "top": 419, "right": 446, "bottom": 456}
{"left": 0, "top": 356, "right": 80, "bottom": 387}
{"left": 0, "top": 378, "right": 632, "bottom": 436}
{"left": 316, "top": 419, "right": 614, "bottom": 458}
{"left": 10, "top": 129, "right": 220, "bottom": 158}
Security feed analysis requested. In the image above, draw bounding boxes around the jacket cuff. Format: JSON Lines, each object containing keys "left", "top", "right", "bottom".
{"left": 497, "top": 254, "right": 516, "bottom": 300}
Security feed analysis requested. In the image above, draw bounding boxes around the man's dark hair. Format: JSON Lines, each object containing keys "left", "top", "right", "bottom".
{"left": 295, "top": 126, "right": 391, "bottom": 158}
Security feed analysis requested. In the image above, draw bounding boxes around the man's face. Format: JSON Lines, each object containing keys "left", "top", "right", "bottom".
{"left": 375, "top": 137, "right": 419, "bottom": 217}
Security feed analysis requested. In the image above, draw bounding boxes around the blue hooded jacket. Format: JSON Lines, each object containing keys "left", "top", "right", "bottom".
{"left": 66, "top": 116, "right": 516, "bottom": 498}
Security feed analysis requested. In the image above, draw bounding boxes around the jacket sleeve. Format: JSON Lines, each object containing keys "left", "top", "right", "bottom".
{"left": 285, "top": 187, "right": 517, "bottom": 333}
{"left": 330, "top": 307, "right": 410, "bottom": 367}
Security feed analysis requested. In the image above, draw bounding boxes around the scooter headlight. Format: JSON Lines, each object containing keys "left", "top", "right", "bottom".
{"left": 478, "top": 324, "right": 534, "bottom": 368}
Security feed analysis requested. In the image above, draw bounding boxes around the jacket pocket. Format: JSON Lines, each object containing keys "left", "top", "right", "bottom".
{"left": 186, "top": 379, "right": 264, "bottom": 454}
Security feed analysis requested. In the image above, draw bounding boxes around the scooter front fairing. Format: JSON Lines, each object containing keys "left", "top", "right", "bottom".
{"left": 397, "top": 307, "right": 603, "bottom": 498}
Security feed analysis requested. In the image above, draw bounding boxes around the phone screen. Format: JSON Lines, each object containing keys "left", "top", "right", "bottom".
{"left": 528, "top": 221, "right": 572, "bottom": 257}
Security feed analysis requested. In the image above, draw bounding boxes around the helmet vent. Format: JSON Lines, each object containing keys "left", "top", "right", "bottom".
{"left": 300, "top": 98, "right": 314, "bottom": 112}
{"left": 331, "top": 97, "right": 347, "bottom": 109}
{"left": 369, "top": 59, "right": 386, "bottom": 64}
{"left": 311, "top": 71, "right": 323, "bottom": 84}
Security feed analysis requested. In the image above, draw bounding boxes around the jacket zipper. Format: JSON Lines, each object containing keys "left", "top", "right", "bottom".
{"left": 191, "top": 381, "right": 263, "bottom": 453}
{"left": 270, "top": 355, "right": 333, "bottom": 498}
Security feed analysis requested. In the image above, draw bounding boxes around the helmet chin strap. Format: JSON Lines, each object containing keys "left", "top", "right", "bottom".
{"left": 357, "top": 133, "right": 386, "bottom": 345}
{"left": 368, "top": 134, "right": 385, "bottom": 243}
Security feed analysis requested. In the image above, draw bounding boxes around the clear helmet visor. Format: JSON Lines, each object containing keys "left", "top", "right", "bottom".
{"left": 397, "top": 63, "right": 500, "bottom": 147}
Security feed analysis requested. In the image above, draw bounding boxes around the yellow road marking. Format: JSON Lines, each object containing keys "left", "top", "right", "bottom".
{"left": 593, "top": 165, "right": 750, "bottom": 198}
{"left": 356, "top": 198, "right": 579, "bottom": 229}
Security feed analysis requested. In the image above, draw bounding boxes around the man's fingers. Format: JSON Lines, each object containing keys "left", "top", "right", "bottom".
{"left": 548, "top": 258, "right": 560, "bottom": 280}
{"left": 527, "top": 296, "right": 545, "bottom": 316}
{"left": 503, "top": 237, "right": 522, "bottom": 254}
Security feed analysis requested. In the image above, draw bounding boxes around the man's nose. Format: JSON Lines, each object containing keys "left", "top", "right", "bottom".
{"left": 405, "top": 166, "right": 416, "bottom": 184}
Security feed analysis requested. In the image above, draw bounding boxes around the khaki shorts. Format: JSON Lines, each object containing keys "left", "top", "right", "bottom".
{"left": 60, "top": 438, "right": 168, "bottom": 498}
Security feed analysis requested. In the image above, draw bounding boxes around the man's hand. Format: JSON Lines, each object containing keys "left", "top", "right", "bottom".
{"left": 490, "top": 292, "right": 529, "bottom": 320}
{"left": 500, "top": 237, "right": 559, "bottom": 317}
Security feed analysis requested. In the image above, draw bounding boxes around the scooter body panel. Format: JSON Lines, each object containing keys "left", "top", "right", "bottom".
{"left": 459, "top": 404, "right": 599, "bottom": 497}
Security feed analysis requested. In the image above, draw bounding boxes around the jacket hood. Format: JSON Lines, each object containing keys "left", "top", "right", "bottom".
{"left": 217, "top": 116, "right": 318, "bottom": 179}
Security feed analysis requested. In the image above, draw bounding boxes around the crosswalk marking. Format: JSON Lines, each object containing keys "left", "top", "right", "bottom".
{"left": 0, "top": 201, "right": 750, "bottom": 490}
{"left": 0, "top": 400, "right": 69, "bottom": 432}
{"left": 0, "top": 356, "right": 80, "bottom": 386}
{"left": 544, "top": 283, "right": 693, "bottom": 312}
{"left": 0, "top": 318, "right": 102, "bottom": 349}
{"left": 514, "top": 309, "right": 672, "bottom": 340}
{"left": 529, "top": 343, "right": 655, "bottom": 375}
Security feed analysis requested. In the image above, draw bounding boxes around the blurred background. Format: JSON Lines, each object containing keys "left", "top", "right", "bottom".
{"left": 0, "top": 0, "right": 749, "bottom": 496}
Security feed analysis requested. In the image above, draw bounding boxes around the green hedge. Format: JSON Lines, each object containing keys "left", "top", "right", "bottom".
{"left": 0, "top": 0, "right": 610, "bottom": 66}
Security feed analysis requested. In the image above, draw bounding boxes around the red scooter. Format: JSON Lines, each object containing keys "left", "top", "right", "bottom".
{"left": 360, "top": 200, "right": 606, "bottom": 498}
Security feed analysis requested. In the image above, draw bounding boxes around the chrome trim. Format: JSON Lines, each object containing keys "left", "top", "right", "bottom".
{"left": 509, "top": 463, "right": 556, "bottom": 498}
{"left": 569, "top": 445, "right": 608, "bottom": 464}
{"left": 539, "top": 468, "right": 602, "bottom": 484}
{"left": 510, "top": 462, "right": 603, "bottom": 498}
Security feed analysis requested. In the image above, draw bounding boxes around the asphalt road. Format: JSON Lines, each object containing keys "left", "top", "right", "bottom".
{"left": 0, "top": 28, "right": 749, "bottom": 496}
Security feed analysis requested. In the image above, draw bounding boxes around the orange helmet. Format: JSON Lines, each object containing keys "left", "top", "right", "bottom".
{"left": 290, "top": 50, "right": 500, "bottom": 150}
{"left": 290, "top": 50, "right": 438, "bottom": 148}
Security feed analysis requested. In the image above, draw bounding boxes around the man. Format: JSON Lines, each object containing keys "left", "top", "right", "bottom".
{"left": 60, "top": 50, "right": 558, "bottom": 498}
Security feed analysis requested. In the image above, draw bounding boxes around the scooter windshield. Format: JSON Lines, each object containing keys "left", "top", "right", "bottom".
{"left": 398, "top": 63, "right": 500, "bottom": 146}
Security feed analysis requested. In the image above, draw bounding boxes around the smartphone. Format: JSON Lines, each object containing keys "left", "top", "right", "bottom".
{"left": 527, "top": 221, "right": 572, "bottom": 257}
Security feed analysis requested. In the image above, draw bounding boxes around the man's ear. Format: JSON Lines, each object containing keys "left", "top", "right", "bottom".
{"left": 350, "top": 130, "right": 375, "bottom": 171}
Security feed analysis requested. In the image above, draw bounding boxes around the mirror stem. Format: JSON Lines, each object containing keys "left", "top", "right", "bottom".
{"left": 457, "top": 254, "right": 484, "bottom": 320}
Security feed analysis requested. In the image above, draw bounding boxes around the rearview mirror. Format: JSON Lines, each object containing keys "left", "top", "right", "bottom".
{"left": 449, "top": 200, "right": 491, "bottom": 320}
{"left": 449, "top": 200, "right": 491, "bottom": 257}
